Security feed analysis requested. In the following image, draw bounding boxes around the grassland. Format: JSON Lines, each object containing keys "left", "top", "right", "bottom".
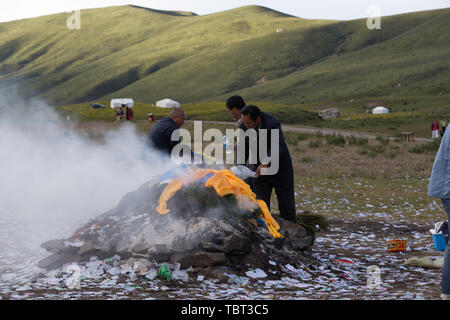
{"left": 0, "top": 5, "right": 449, "bottom": 116}
{"left": 55, "top": 98, "right": 449, "bottom": 138}
{"left": 73, "top": 121, "right": 445, "bottom": 227}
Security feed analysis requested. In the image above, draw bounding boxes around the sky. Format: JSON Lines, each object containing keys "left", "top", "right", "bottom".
{"left": 1, "top": 0, "right": 449, "bottom": 22}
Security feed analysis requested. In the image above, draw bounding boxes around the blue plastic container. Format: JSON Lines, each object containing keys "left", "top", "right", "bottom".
{"left": 433, "top": 233, "right": 447, "bottom": 251}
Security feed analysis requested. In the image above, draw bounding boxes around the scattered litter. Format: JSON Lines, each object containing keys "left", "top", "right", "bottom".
{"left": 197, "top": 275, "right": 205, "bottom": 282}
{"left": 245, "top": 269, "right": 267, "bottom": 279}
{"left": 333, "top": 259, "right": 354, "bottom": 265}
{"left": 403, "top": 256, "right": 444, "bottom": 269}
{"left": 156, "top": 264, "right": 172, "bottom": 280}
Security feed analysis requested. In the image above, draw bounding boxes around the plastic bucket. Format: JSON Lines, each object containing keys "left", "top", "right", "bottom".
{"left": 433, "top": 233, "right": 447, "bottom": 251}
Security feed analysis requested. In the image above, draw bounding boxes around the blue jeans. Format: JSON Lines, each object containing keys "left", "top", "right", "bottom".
{"left": 440, "top": 198, "right": 450, "bottom": 294}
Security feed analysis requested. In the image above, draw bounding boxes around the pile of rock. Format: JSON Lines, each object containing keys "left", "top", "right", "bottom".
{"left": 319, "top": 108, "right": 341, "bottom": 119}
{"left": 38, "top": 177, "right": 316, "bottom": 273}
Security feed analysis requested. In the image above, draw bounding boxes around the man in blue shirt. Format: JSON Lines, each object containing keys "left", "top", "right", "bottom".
{"left": 429, "top": 127, "right": 450, "bottom": 299}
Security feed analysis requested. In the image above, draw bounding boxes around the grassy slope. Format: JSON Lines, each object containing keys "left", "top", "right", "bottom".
{"left": 236, "top": 9, "right": 450, "bottom": 107}
{"left": 0, "top": 5, "right": 334, "bottom": 105}
{"left": 1, "top": 5, "right": 449, "bottom": 113}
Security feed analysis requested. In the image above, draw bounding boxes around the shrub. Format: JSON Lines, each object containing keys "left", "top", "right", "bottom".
{"left": 297, "top": 133, "right": 309, "bottom": 141}
{"left": 285, "top": 132, "right": 310, "bottom": 146}
{"left": 285, "top": 132, "right": 300, "bottom": 146}
{"left": 347, "top": 135, "right": 369, "bottom": 146}
{"left": 359, "top": 145, "right": 386, "bottom": 157}
{"left": 384, "top": 151, "right": 398, "bottom": 159}
{"left": 325, "top": 134, "right": 346, "bottom": 147}
{"left": 376, "top": 135, "right": 390, "bottom": 145}
{"left": 409, "top": 139, "right": 442, "bottom": 154}
{"left": 309, "top": 139, "right": 322, "bottom": 148}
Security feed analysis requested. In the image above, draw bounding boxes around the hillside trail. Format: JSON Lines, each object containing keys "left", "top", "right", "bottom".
{"left": 184, "top": 120, "right": 432, "bottom": 143}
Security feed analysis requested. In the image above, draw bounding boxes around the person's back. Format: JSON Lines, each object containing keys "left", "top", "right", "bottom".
{"left": 431, "top": 121, "right": 440, "bottom": 139}
{"left": 146, "top": 117, "right": 181, "bottom": 155}
{"left": 259, "top": 112, "right": 291, "bottom": 164}
{"left": 432, "top": 121, "right": 439, "bottom": 131}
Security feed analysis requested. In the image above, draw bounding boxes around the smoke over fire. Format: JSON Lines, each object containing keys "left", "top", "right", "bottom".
{"left": 0, "top": 92, "right": 173, "bottom": 240}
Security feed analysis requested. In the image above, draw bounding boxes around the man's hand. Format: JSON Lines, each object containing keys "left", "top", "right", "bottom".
{"left": 255, "top": 163, "right": 269, "bottom": 177}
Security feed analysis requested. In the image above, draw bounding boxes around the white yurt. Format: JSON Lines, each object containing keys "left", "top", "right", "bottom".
{"left": 110, "top": 98, "right": 134, "bottom": 109}
{"left": 372, "top": 106, "right": 389, "bottom": 114}
{"left": 156, "top": 98, "right": 180, "bottom": 109}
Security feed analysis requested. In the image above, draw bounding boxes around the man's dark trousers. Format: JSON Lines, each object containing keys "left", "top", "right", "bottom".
{"left": 251, "top": 164, "right": 296, "bottom": 223}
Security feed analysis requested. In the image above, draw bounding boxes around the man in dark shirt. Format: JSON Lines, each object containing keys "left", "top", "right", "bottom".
{"left": 146, "top": 108, "right": 186, "bottom": 155}
{"left": 240, "top": 105, "right": 296, "bottom": 223}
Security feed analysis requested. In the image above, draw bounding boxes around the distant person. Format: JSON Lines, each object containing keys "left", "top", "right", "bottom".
{"left": 428, "top": 126, "right": 450, "bottom": 300}
{"left": 115, "top": 107, "right": 122, "bottom": 121}
{"left": 146, "top": 108, "right": 186, "bottom": 155}
{"left": 431, "top": 120, "right": 440, "bottom": 139}
{"left": 441, "top": 117, "right": 447, "bottom": 137}
{"left": 240, "top": 105, "right": 296, "bottom": 223}
{"left": 119, "top": 107, "right": 124, "bottom": 121}
{"left": 226, "top": 95, "right": 246, "bottom": 128}
{"left": 126, "top": 106, "right": 133, "bottom": 121}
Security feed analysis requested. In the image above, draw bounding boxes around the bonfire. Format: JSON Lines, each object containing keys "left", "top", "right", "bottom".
{"left": 38, "top": 166, "right": 325, "bottom": 273}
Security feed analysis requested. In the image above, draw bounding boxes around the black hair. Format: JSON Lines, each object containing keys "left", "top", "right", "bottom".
{"left": 226, "top": 95, "right": 246, "bottom": 110}
{"left": 241, "top": 105, "right": 262, "bottom": 122}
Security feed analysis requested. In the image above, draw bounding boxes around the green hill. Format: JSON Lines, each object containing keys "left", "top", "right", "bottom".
{"left": 0, "top": 5, "right": 449, "bottom": 115}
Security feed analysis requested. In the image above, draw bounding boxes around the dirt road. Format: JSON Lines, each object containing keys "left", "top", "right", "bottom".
{"left": 185, "top": 120, "right": 432, "bottom": 143}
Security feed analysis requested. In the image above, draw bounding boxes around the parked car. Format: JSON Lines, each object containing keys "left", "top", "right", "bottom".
{"left": 91, "top": 103, "right": 105, "bottom": 109}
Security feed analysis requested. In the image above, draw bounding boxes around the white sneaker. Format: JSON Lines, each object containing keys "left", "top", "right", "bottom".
{"left": 441, "top": 293, "right": 450, "bottom": 300}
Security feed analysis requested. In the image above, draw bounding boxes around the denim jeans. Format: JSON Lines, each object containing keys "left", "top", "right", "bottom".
{"left": 440, "top": 198, "right": 450, "bottom": 294}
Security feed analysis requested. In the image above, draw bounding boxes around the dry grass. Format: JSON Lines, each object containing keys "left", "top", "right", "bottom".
{"left": 290, "top": 137, "right": 434, "bottom": 179}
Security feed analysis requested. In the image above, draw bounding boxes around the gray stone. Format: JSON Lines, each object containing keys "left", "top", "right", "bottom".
{"left": 38, "top": 176, "right": 317, "bottom": 271}
{"left": 77, "top": 241, "right": 102, "bottom": 256}
{"left": 202, "top": 234, "right": 250, "bottom": 253}
{"left": 291, "top": 236, "right": 314, "bottom": 251}
{"left": 37, "top": 253, "right": 80, "bottom": 270}
{"left": 170, "top": 251, "right": 227, "bottom": 268}
{"left": 41, "top": 239, "right": 78, "bottom": 254}
{"left": 279, "top": 219, "right": 309, "bottom": 239}
{"left": 319, "top": 108, "right": 341, "bottom": 119}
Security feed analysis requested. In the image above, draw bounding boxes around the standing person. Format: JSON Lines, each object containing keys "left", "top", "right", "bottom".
{"left": 428, "top": 127, "right": 450, "bottom": 300}
{"left": 431, "top": 120, "right": 440, "bottom": 139}
{"left": 115, "top": 107, "right": 121, "bottom": 121}
{"left": 226, "top": 95, "right": 246, "bottom": 128}
{"left": 240, "top": 105, "right": 296, "bottom": 223}
{"left": 119, "top": 107, "right": 124, "bottom": 121}
{"left": 441, "top": 117, "right": 447, "bottom": 137}
{"left": 126, "top": 106, "right": 133, "bottom": 121}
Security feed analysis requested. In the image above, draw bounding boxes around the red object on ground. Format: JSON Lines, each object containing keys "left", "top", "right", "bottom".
{"left": 333, "top": 259, "right": 354, "bottom": 264}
